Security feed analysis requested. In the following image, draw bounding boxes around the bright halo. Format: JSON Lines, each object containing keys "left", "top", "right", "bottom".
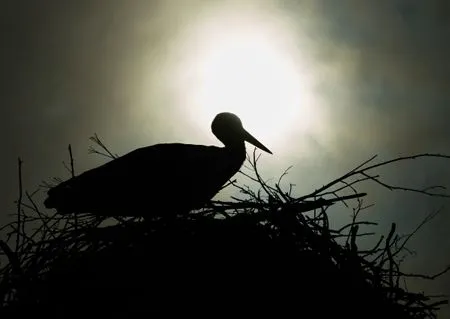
{"left": 173, "top": 5, "right": 318, "bottom": 149}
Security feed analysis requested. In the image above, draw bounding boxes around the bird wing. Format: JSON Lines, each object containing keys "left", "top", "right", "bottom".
{"left": 44, "top": 143, "right": 233, "bottom": 215}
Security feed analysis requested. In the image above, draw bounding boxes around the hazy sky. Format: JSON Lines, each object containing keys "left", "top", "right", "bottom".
{"left": 2, "top": 0, "right": 450, "bottom": 316}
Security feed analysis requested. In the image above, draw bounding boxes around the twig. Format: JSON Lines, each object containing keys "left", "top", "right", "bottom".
{"left": 15, "top": 158, "right": 23, "bottom": 253}
{"left": 68, "top": 144, "right": 75, "bottom": 178}
{"left": 399, "top": 265, "right": 450, "bottom": 280}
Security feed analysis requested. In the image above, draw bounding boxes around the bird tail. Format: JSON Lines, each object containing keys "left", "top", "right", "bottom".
{"left": 43, "top": 185, "right": 76, "bottom": 214}
{"left": 43, "top": 194, "right": 58, "bottom": 209}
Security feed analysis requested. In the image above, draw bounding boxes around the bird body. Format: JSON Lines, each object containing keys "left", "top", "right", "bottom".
{"left": 44, "top": 112, "right": 272, "bottom": 218}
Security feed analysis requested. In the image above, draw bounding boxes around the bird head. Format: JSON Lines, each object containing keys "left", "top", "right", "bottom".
{"left": 211, "top": 112, "right": 272, "bottom": 154}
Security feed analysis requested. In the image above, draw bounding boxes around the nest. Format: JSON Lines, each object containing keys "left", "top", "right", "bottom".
{"left": 1, "top": 136, "right": 450, "bottom": 318}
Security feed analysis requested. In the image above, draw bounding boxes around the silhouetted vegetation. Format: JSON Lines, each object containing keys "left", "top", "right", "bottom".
{"left": 1, "top": 136, "right": 450, "bottom": 318}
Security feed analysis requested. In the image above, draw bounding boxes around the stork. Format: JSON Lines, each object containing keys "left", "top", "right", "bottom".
{"left": 43, "top": 112, "right": 272, "bottom": 218}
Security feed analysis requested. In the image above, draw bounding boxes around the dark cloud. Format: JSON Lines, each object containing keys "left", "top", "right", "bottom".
{"left": 309, "top": 0, "right": 450, "bottom": 153}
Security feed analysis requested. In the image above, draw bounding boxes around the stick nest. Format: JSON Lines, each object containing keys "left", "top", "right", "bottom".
{"left": 1, "top": 136, "right": 450, "bottom": 318}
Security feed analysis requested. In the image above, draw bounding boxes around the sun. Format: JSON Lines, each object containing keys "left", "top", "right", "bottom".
{"left": 172, "top": 4, "right": 319, "bottom": 149}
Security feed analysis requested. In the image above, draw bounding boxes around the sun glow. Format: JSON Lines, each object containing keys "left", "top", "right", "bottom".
{"left": 172, "top": 4, "right": 319, "bottom": 149}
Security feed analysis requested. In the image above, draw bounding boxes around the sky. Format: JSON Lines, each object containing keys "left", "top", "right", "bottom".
{"left": 2, "top": 0, "right": 450, "bottom": 316}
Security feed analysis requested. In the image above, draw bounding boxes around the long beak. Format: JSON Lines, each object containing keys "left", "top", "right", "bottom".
{"left": 242, "top": 129, "right": 273, "bottom": 154}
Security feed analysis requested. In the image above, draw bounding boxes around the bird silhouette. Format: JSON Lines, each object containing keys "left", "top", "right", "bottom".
{"left": 44, "top": 112, "right": 272, "bottom": 218}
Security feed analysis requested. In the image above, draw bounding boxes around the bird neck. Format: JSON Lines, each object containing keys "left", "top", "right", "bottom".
{"left": 225, "top": 140, "right": 246, "bottom": 155}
